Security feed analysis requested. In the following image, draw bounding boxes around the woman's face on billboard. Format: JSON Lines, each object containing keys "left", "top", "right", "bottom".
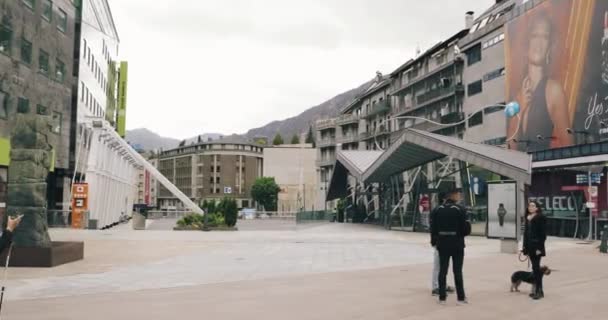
{"left": 528, "top": 18, "right": 551, "bottom": 66}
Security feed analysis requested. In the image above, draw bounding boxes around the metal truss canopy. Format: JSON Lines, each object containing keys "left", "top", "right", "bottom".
{"left": 326, "top": 129, "right": 532, "bottom": 200}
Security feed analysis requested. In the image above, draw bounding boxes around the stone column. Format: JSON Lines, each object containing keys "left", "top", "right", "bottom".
{"left": 6, "top": 112, "right": 53, "bottom": 248}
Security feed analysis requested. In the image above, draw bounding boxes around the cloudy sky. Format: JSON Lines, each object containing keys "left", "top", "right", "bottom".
{"left": 110, "top": 0, "right": 494, "bottom": 140}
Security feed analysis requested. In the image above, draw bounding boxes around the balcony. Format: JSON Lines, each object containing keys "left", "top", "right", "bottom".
{"left": 316, "top": 118, "right": 337, "bottom": 130}
{"left": 337, "top": 133, "right": 359, "bottom": 144}
{"left": 336, "top": 114, "right": 360, "bottom": 125}
{"left": 317, "top": 137, "right": 336, "bottom": 148}
{"left": 316, "top": 157, "right": 335, "bottom": 167}
{"left": 416, "top": 86, "right": 457, "bottom": 106}
{"left": 363, "top": 100, "right": 390, "bottom": 119}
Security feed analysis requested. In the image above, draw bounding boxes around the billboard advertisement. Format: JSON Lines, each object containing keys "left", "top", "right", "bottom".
{"left": 506, "top": 0, "right": 608, "bottom": 151}
{"left": 116, "top": 61, "right": 128, "bottom": 138}
{"left": 487, "top": 181, "right": 517, "bottom": 239}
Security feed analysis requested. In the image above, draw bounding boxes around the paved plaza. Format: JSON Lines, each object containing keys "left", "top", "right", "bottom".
{"left": 1, "top": 220, "right": 606, "bottom": 319}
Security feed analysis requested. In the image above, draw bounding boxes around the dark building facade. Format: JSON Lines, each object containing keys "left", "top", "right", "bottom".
{"left": 0, "top": 0, "right": 77, "bottom": 216}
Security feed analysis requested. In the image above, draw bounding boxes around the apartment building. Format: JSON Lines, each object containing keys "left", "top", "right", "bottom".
{"left": 389, "top": 29, "right": 469, "bottom": 139}
{"left": 460, "top": 1, "right": 516, "bottom": 145}
{"left": 157, "top": 137, "right": 263, "bottom": 210}
{"left": 135, "top": 152, "right": 158, "bottom": 208}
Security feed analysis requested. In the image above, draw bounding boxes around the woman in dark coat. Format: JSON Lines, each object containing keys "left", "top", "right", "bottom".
{"left": 523, "top": 201, "right": 547, "bottom": 300}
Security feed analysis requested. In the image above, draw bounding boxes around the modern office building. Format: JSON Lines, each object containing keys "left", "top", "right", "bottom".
{"left": 263, "top": 144, "right": 321, "bottom": 213}
{"left": 157, "top": 136, "right": 264, "bottom": 210}
{"left": 0, "top": 0, "right": 77, "bottom": 214}
{"left": 69, "top": 0, "right": 140, "bottom": 228}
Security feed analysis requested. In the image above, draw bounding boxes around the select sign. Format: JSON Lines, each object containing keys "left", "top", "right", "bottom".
{"left": 224, "top": 187, "right": 232, "bottom": 194}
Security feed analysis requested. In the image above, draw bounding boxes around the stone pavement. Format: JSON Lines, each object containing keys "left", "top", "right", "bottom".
{"left": 1, "top": 222, "right": 605, "bottom": 319}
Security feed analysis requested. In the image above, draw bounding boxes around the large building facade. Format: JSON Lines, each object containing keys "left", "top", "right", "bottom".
{"left": 0, "top": 0, "right": 77, "bottom": 218}
{"left": 68, "top": 0, "right": 140, "bottom": 228}
{"left": 157, "top": 137, "right": 263, "bottom": 210}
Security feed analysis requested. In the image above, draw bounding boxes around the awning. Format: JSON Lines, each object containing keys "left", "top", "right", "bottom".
{"left": 326, "top": 150, "right": 383, "bottom": 200}
{"left": 364, "top": 129, "right": 532, "bottom": 185}
{"left": 326, "top": 129, "right": 532, "bottom": 200}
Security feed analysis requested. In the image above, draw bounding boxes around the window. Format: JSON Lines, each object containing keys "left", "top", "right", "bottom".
{"left": 22, "top": 0, "right": 35, "bottom": 10}
{"left": 0, "top": 23, "right": 12, "bottom": 55}
{"left": 36, "top": 104, "right": 48, "bottom": 115}
{"left": 21, "top": 37, "right": 32, "bottom": 64}
{"left": 17, "top": 97, "right": 29, "bottom": 113}
{"left": 57, "top": 9, "right": 67, "bottom": 33}
{"left": 55, "top": 59, "right": 65, "bottom": 82}
{"left": 467, "top": 80, "right": 483, "bottom": 96}
{"left": 485, "top": 102, "right": 505, "bottom": 115}
{"left": 216, "top": 177, "right": 220, "bottom": 183}
{"left": 216, "top": 188, "right": 220, "bottom": 194}
{"left": 216, "top": 166, "right": 221, "bottom": 173}
{"left": 38, "top": 49, "right": 49, "bottom": 75}
{"left": 210, "top": 188, "right": 214, "bottom": 194}
{"left": 468, "top": 111, "right": 483, "bottom": 127}
{"left": 42, "top": 0, "right": 52, "bottom": 21}
{"left": 465, "top": 44, "right": 481, "bottom": 66}
{"left": 0, "top": 91, "right": 8, "bottom": 119}
{"left": 82, "top": 39, "right": 87, "bottom": 58}
{"left": 209, "top": 177, "right": 214, "bottom": 183}
{"left": 483, "top": 68, "right": 505, "bottom": 82}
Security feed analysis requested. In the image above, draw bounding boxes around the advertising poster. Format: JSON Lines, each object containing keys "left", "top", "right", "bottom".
{"left": 487, "top": 181, "right": 517, "bottom": 239}
{"left": 506, "top": 0, "right": 608, "bottom": 151}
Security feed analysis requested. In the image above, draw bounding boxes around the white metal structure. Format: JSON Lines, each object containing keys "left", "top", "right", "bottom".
{"left": 100, "top": 122, "right": 204, "bottom": 215}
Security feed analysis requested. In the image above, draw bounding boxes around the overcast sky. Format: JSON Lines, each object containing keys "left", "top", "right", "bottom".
{"left": 110, "top": 0, "right": 494, "bottom": 140}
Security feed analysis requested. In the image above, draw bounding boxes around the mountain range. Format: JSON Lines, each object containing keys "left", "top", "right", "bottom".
{"left": 126, "top": 79, "right": 373, "bottom": 151}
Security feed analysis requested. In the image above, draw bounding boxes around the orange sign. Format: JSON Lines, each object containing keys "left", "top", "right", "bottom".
{"left": 72, "top": 183, "right": 89, "bottom": 228}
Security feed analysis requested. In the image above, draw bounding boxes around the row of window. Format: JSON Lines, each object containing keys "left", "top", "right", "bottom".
{"left": 80, "top": 82, "right": 105, "bottom": 118}
{"left": 482, "top": 33, "right": 505, "bottom": 50}
{"left": 23, "top": 0, "right": 68, "bottom": 33}
{"left": 0, "top": 91, "right": 62, "bottom": 133}
{"left": 0, "top": 27, "right": 67, "bottom": 82}
{"left": 82, "top": 40, "right": 109, "bottom": 94}
{"left": 467, "top": 67, "right": 505, "bottom": 97}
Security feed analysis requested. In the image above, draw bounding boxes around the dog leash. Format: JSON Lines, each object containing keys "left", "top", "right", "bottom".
{"left": 518, "top": 252, "right": 531, "bottom": 270}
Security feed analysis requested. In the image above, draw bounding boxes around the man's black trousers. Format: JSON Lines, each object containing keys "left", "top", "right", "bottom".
{"left": 438, "top": 247, "right": 465, "bottom": 301}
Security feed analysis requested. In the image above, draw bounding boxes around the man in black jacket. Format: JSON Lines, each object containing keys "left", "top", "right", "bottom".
{"left": 0, "top": 215, "right": 23, "bottom": 253}
{"left": 430, "top": 189, "right": 471, "bottom": 305}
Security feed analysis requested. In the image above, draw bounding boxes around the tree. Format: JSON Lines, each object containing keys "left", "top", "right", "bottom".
{"left": 219, "top": 197, "right": 238, "bottom": 227}
{"left": 272, "top": 133, "right": 284, "bottom": 146}
{"left": 290, "top": 134, "right": 300, "bottom": 144}
{"left": 306, "top": 126, "right": 315, "bottom": 147}
{"left": 251, "top": 177, "right": 281, "bottom": 212}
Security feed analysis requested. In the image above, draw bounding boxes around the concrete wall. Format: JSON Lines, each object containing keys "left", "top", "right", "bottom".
{"left": 264, "top": 144, "right": 319, "bottom": 212}
{"left": 462, "top": 27, "right": 508, "bottom": 143}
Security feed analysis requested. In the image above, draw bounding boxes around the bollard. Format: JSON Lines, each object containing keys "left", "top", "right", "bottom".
{"left": 600, "top": 225, "right": 608, "bottom": 254}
